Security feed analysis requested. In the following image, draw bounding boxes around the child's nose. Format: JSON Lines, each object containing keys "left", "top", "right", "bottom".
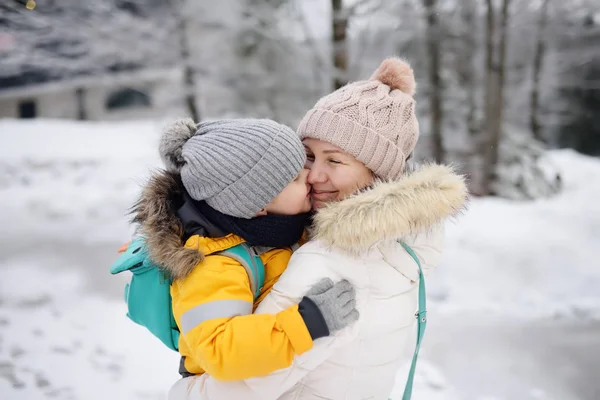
{"left": 298, "top": 168, "right": 310, "bottom": 182}
{"left": 298, "top": 168, "right": 311, "bottom": 190}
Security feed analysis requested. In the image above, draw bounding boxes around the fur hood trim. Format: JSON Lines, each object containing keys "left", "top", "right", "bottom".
{"left": 311, "top": 164, "right": 468, "bottom": 255}
{"left": 130, "top": 170, "right": 203, "bottom": 280}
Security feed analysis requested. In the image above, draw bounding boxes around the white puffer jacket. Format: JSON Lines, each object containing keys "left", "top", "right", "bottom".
{"left": 168, "top": 164, "right": 467, "bottom": 400}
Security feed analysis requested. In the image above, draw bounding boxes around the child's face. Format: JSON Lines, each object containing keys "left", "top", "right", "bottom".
{"left": 263, "top": 169, "right": 312, "bottom": 215}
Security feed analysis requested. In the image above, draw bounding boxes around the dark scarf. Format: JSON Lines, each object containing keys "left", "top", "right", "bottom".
{"left": 189, "top": 198, "right": 310, "bottom": 248}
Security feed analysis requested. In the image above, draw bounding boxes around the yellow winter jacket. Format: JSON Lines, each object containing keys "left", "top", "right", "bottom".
{"left": 171, "top": 233, "right": 313, "bottom": 381}
{"left": 129, "top": 170, "right": 313, "bottom": 381}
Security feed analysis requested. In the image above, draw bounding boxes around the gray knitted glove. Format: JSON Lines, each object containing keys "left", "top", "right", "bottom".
{"left": 298, "top": 278, "right": 359, "bottom": 340}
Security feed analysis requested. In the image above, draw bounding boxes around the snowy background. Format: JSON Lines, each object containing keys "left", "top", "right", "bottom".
{"left": 1, "top": 120, "right": 599, "bottom": 400}
{"left": 1, "top": 0, "right": 600, "bottom": 399}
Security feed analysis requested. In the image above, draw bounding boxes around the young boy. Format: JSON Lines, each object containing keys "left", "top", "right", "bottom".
{"left": 129, "top": 118, "right": 358, "bottom": 381}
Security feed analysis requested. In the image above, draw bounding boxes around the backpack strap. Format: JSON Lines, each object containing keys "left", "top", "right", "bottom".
{"left": 396, "top": 240, "right": 427, "bottom": 400}
{"left": 215, "top": 243, "right": 265, "bottom": 300}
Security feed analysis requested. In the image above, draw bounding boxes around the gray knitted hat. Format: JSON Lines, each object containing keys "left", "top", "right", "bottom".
{"left": 159, "top": 118, "right": 306, "bottom": 219}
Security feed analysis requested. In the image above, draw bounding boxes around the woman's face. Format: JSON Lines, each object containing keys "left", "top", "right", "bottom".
{"left": 303, "top": 138, "right": 375, "bottom": 209}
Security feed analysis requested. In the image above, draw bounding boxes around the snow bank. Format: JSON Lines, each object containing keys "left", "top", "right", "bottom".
{"left": 0, "top": 119, "right": 164, "bottom": 243}
{"left": 430, "top": 149, "right": 600, "bottom": 320}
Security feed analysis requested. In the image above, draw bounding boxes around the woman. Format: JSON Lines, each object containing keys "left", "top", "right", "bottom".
{"left": 169, "top": 58, "right": 468, "bottom": 399}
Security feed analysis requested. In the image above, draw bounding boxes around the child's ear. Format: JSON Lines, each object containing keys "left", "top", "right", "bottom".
{"left": 256, "top": 208, "right": 267, "bottom": 217}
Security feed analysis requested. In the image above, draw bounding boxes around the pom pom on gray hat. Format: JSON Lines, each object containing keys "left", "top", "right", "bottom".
{"left": 159, "top": 118, "right": 198, "bottom": 172}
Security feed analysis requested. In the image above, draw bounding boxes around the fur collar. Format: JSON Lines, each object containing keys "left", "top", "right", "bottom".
{"left": 311, "top": 164, "right": 468, "bottom": 255}
{"left": 130, "top": 170, "right": 203, "bottom": 280}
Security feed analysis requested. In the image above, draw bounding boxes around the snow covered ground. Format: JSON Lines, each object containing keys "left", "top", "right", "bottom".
{"left": 1, "top": 119, "right": 599, "bottom": 400}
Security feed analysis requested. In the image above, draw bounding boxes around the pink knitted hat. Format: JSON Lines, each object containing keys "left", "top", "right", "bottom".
{"left": 297, "top": 58, "right": 419, "bottom": 180}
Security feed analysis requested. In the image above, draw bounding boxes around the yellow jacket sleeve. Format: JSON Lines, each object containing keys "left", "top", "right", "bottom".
{"left": 171, "top": 254, "right": 314, "bottom": 381}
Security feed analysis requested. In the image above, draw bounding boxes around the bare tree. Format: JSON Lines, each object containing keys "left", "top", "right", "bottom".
{"left": 496, "top": 0, "right": 512, "bottom": 151}
{"left": 228, "top": 0, "right": 299, "bottom": 123}
{"left": 481, "top": 0, "right": 512, "bottom": 195}
{"left": 457, "top": 0, "right": 479, "bottom": 138}
{"left": 76, "top": 87, "right": 87, "bottom": 120}
{"left": 291, "top": 0, "right": 328, "bottom": 97}
{"left": 530, "top": 0, "right": 550, "bottom": 142}
{"left": 330, "top": 0, "right": 386, "bottom": 89}
{"left": 172, "top": 0, "right": 200, "bottom": 121}
{"left": 423, "top": 0, "right": 444, "bottom": 162}
{"left": 477, "top": 0, "right": 497, "bottom": 194}
{"left": 332, "top": 0, "right": 348, "bottom": 90}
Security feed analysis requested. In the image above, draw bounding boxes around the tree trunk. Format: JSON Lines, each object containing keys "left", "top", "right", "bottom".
{"left": 76, "top": 87, "right": 87, "bottom": 120}
{"left": 530, "top": 0, "right": 550, "bottom": 143}
{"left": 480, "top": 0, "right": 497, "bottom": 195}
{"left": 331, "top": 0, "right": 348, "bottom": 90}
{"left": 174, "top": 0, "right": 200, "bottom": 121}
{"left": 493, "top": 0, "right": 511, "bottom": 166}
{"left": 259, "top": 13, "right": 280, "bottom": 121}
{"left": 481, "top": 0, "right": 511, "bottom": 195}
{"left": 423, "top": 0, "right": 444, "bottom": 163}
{"left": 458, "top": 0, "right": 478, "bottom": 137}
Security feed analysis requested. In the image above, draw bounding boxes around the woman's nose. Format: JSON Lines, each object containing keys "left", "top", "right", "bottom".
{"left": 307, "top": 165, "right": 327, "bottom": 184}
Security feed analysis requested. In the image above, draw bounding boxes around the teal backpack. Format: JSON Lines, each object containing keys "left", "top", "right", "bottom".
{"left": 109, "top": 237, "right": 265, "bottom": 351}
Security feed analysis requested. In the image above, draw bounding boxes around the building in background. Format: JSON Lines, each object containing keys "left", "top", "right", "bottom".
{"left": 0, "top": 68, "right": 181, "bottom": 120}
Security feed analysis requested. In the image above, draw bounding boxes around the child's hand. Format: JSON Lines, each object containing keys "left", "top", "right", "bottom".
{"left": 298, "top": 279, "right": 359, "bottom": 340}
